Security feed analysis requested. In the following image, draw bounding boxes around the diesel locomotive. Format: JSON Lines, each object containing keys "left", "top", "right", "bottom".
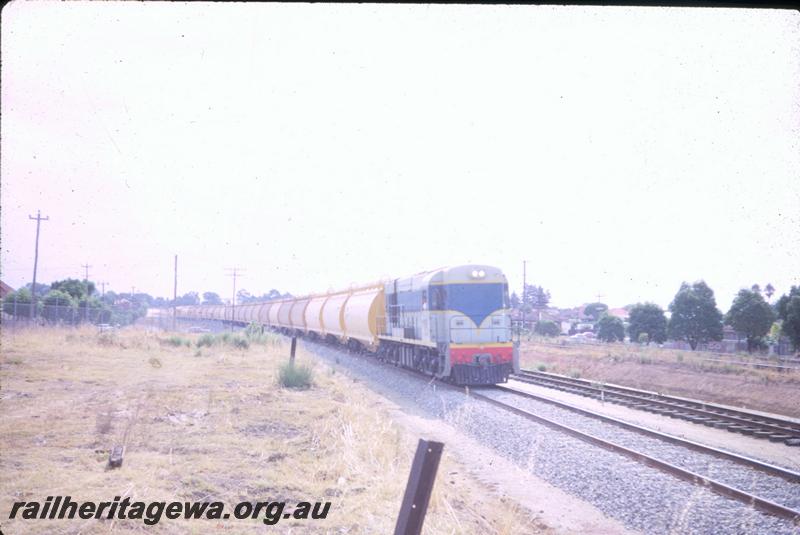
{"left": 176, "top": 264, "right": 520, "bottom": 385}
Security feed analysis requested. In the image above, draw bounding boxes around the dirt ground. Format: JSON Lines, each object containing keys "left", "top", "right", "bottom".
{"left": 520, "top": 340, "right": 800, "bottom": 419}
{"left": 1, "top": 327, "right": 546, "bottom": 534}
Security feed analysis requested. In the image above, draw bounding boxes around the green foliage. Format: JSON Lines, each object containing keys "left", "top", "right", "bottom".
{"left": 231, "top": 336, "right": 250, "bottom": 349}
{"left": 534, "top": 320, "right": 561, "bottom": 337}
{"left": 725, "top": 288, "right": 775, "bottom": 352}
{"left": 523, "top": 284, "right": 551, "bottom": 312}
{"left": 164, "top": 335, "right": 189, "bottom": 347}
{"left": 583, "top": 302, "right": 608, "bottom": 322}
{"left": 667, "top": 281, "right": 723, "bottom": 350}
{"left": 202, "top": 291, "right": 223, "bottom": 305}
{"left": 510, "top": 292, "right": 521, "bottom": 309}
{"left": 49, "top": 278, "right": 95, "bottom": 300}
{"left": 781, "top": 295, "right": 800, "bottom": 350}
{"left": 2, "top": 288, "right": 36, "bottom": 317}
{"left": 536, "top": 363, "right": 547, "bottom": 372}
{"left": 776, "top": 286, "right": 800, "bottom": 350}
{"left": 41, "top": 290, "right": 76, "bottom": 322}
{"left": 628, "top": 302, "right": 667, "bottom": 345}
{"left": 278, "top": 362, "right": 313, "bottom": 389}
{"left": 596, "top": 313, "right": 625, "bottom": 342}
{"left": 568, "top": 369, "right": 581, "bottom": 379}
{"left": 196, "top": 334, "right": 215, "bottom": 348}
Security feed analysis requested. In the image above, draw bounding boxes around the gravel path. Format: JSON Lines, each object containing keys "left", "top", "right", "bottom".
{"left": 304, "top": 341, "right": 800, "bottom": 535}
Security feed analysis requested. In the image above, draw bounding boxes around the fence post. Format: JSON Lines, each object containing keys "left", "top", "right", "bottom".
{"left": 394, "top": 439, "right": 444, "bottom": 535}
{"left": 290, "top": 336, "right": 297, "bottom": 365}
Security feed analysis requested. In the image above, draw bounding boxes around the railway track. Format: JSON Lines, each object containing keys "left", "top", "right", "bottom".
{"left": 513, "top": 369, "right": 800, "bottom": 447}
{"left": 470, "top": 386, "right": 800, "bottom": 524}
{"left": 303, "top": 338, "right": 800, "bottom": 528}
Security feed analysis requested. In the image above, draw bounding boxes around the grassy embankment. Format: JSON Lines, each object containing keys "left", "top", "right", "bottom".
{"left": 1, "top": 327, "right": 543, "bottom": 534}
{"left": 520, "top": 338, "right": 800, "bottom": 418}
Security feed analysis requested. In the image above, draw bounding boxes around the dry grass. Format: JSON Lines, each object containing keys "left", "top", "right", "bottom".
{"left": 520, "top": 340, "right": 800, "bottom": 417}
{"left": 1, "top": 327, "right": 543, "bottom": 534}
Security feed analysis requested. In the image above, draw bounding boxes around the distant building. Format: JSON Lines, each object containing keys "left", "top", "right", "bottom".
{"left": 0, "top": 281, "right": 14, "bottom": 299}
{"left": 607, "top": 307, "right": 629, "bottom": 321}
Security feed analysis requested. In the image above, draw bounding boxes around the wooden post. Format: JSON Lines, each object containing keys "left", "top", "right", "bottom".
{"left": 290, "top": 336, "right": 297, "bottom": 365}
{"left": 394, "top": 439, "right": 444, "bottom": 535}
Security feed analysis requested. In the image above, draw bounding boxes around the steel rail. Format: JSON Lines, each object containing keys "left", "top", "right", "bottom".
{"left": 516, "top": 370, "right": 800, "bottom": 436}
{"left": 469, "top": 389, "right": 800, "bottom": 524}
{"left": 494, "top": 384, "right": 800, "bottom": 483}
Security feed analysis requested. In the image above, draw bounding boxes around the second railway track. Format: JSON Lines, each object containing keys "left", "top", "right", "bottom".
{"left": 472, "top": 385, "right": 800, "bottom": 524}
{"left": 513, "top": 369, "right": 800, "bottom": 447}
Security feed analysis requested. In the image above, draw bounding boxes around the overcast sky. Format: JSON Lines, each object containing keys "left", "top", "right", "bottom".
{"left": 2, "top": 3, "right": 798, "bottom": 310}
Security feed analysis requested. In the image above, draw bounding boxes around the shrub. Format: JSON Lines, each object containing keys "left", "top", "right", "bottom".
{"left": 536, "top": 363, "right": 547, "bottom": 372}
{"left": 568, "top": 369, "right": 581, "bottom": 379}
{"left": 534, "top": 320, "right": 561, "bottom": 337}
{"left": 278, "top": 362, "right": 313, "bottom": 389}
{"left": 166, "top": 336, "right": 186, "bottom": 347}
{"left": 97, "top": 331, "right": 118, "bottom": 347}
{"left": 196, "top": 334, "right": 215, "bottom": 348}
{"left": 232, "top": 336, "right": 249, "bottom": 350}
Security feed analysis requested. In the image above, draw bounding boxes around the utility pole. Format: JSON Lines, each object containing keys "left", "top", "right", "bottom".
{"left": 173, "top": 255, "right": 178, "bottom": 331}
{"left": 81, "top": 263, "right": 92, "bottom": 282}
{"left": 100, "top": 281, "right": 108, "bottom": 298}
{"left": 28, "top": 210, "right": 49, "bottom": 320}
{"left": 225, "top": 267, "right": 245, "bottom": 331}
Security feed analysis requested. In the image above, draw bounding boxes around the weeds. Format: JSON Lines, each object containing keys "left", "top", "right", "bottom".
{"left": 568, "top": 369, "right": 581, "bottom": 379}
{"left": 164, "top": 335, "right": 188, "bottom": 347}
{"left": 232, "top": 336, "right": 249, "bottom": 350}
{"left": 97, "top": 331, "right": 118, "bottom": 347}
{"left": 196, "top": 334, "right": 215, "bottom": 348}
{"left": 279, "top": 362, "right": 313, "bottom": 389}
{"left": 536, "top": 363, "right": 547, "bottom": 372}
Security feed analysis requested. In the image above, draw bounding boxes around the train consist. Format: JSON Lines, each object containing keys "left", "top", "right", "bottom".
{"left": 176, "top": 264, "right": 520, "bottom": 385}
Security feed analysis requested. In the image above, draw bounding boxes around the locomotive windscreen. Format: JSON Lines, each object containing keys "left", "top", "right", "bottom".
{"left": 431, "top": 283, "right": 509, "bottom": 327}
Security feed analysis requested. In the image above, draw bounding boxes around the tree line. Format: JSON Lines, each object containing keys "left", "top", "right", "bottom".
{"left": 511, "top": 281, "right": 800, "bottom": 353}
{"left": 2, "top": 280, "right": 292, "bottom": 325}
{"left": 591, "top": 282, "right": 799, "bottom": 352}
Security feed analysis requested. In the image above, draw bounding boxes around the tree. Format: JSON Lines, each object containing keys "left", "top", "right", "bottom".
{"left": 203, "top": 292, "right": 223, "bottom": 305}
{"left": 751, "top": 284, "right": 761, "bottom": 294}
{"left": 41, "top": 289, "right": 76, "bottom": 322}
{"left": 776, "top": 286, "right": 800, "bottom": 351}
{"left": 510, "top": 292, "right": 521, "bottom": 309}
{"left": 50, "top": 279, "right": 95, "bottom": 301}
{"left": 765, "top": 283, "right": 775, "bottom": 301}
{"left": 725, "top": 289, "right": 775, "bottom": 352}
{"left": 173, "top": 292, "right": 200, "bottom": 306}
{"left": 583, "top": 302, "right": 608, "bottom": 322}
{"left": 667, "top": 281, "right": 723, "bottom": 350}
{"left": 534, "top": 320, "right": 561, "bottom": 337}
{"left": 597, "top": 314, "right": 625, "bottom": 342}
{"left": 522, "top": 284, "right": 550, "bottom": 312}
{"left": 2, "top": 288, "right": 36, "bottom": 317}
{"left": 627, "top": 303, "right": 667, "bottom": 344}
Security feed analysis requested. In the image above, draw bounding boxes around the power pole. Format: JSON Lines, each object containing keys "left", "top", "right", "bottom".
{"left": 81, "top": 263, "right": 92, "bottom": 282}
{"left": 100, "top": 281, "right": 108, "bottom": 298}
{"left": 28, "top": 210, "right": 49, "bottom": 320}
{"left": 225, "top": 267, "right": 245, "bottom": 331}
{"left": 173, "top": 255, "right": 178, "bottom": 331}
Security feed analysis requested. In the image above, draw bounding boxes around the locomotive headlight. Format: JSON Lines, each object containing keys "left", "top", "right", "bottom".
{"left": 471, "top": 269, "right": 486, "bottom": 279}
{"left": 471, "top": 270, "right": 479, "bottom": 278}
{"left": 478, "top": 270, "right": 486, "bottom": 278}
